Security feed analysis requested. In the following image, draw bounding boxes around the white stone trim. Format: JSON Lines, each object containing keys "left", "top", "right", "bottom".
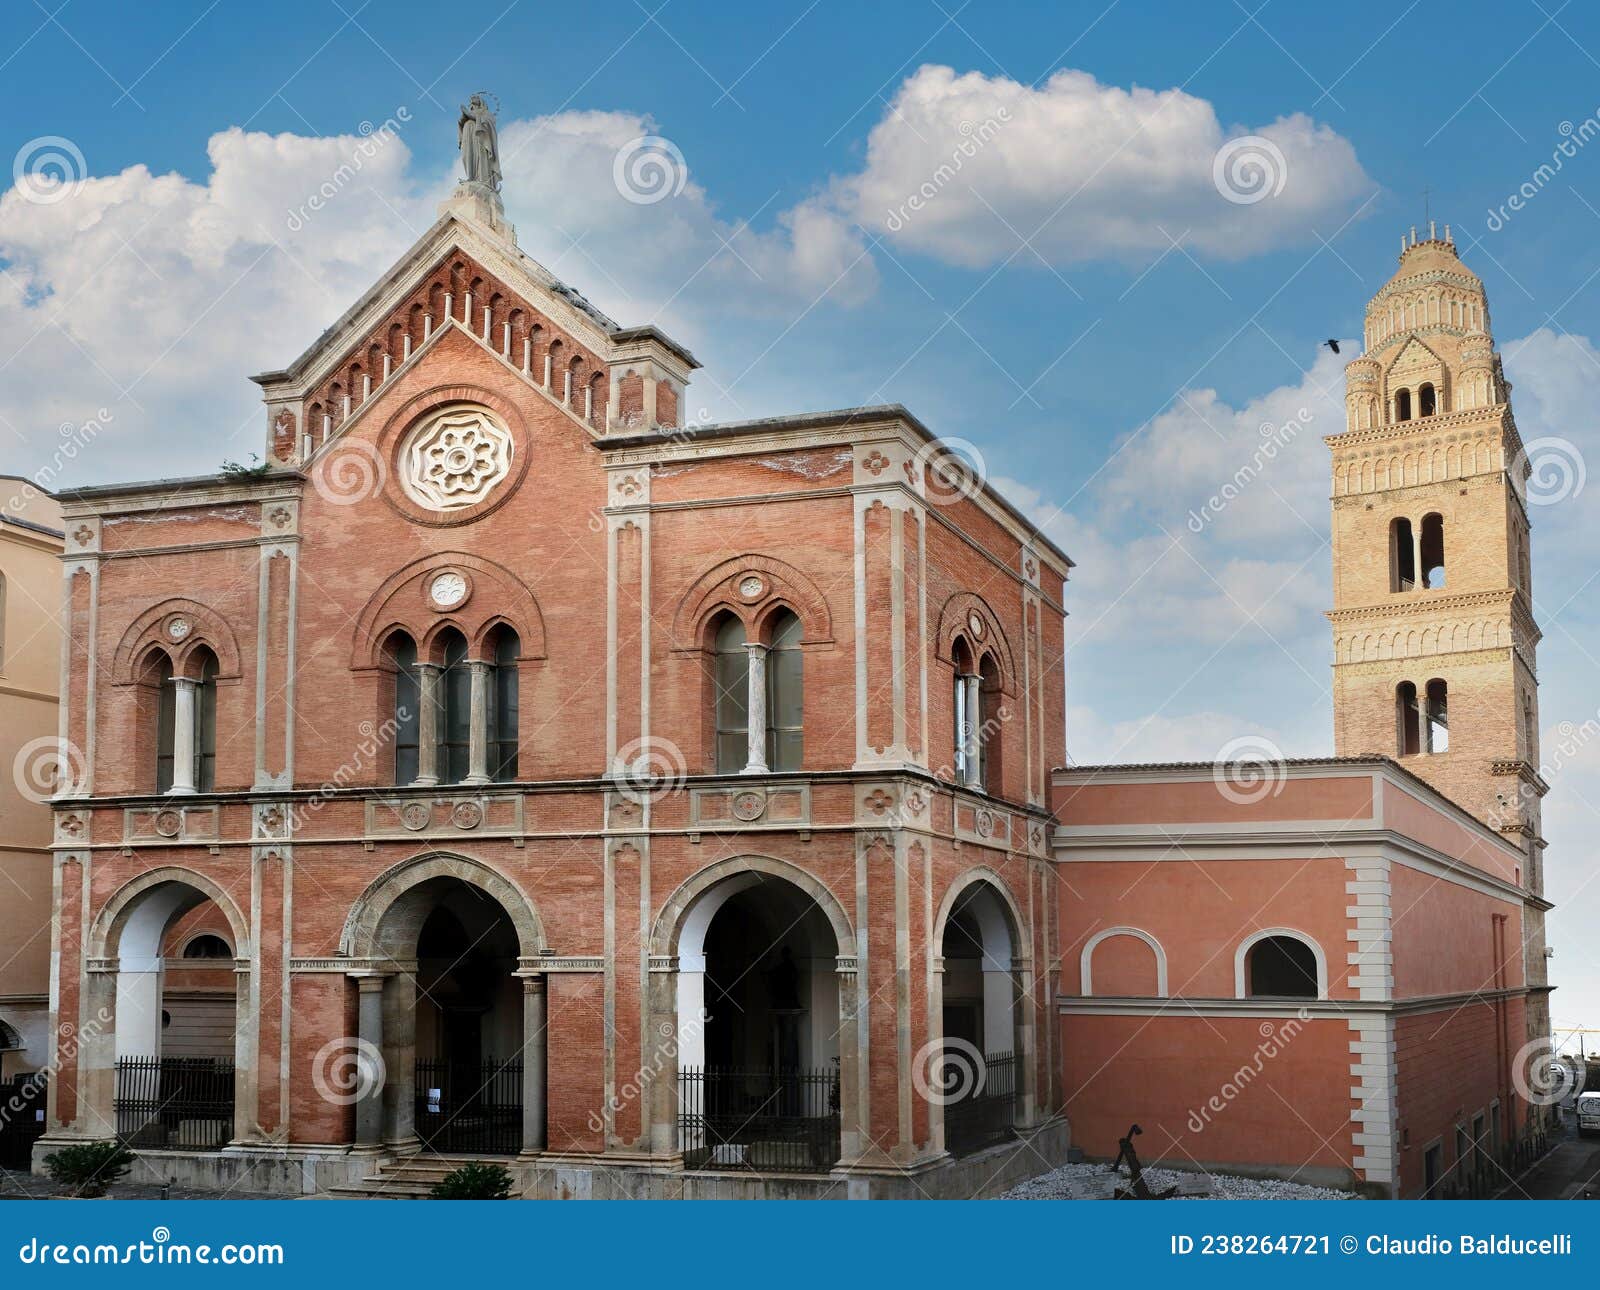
{"left": 1079, "top": 927, "right": 1168, "bottom": 997}
{"left": 1233, "top": 928, "right": 1329, "bottom": 1000}
{"left": 1347, "top": 1014, "right": 1398, "bottom": 1186}
{"left": 1344, "top": 855, "right": 1394, "bottom": 1001}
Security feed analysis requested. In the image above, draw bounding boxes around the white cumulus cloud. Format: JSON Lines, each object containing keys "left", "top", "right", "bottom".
{"left": 835, "top": 64, "right": 1371, "bottom": 268}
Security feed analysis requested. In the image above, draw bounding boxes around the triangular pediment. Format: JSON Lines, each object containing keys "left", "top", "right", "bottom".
{"left": 252, "top": 207, "right": 625, "bottom": 401}
{"left": 252, "top": 198, "right": 698, "bottom": 465}
{"left": 1386, "top": 335, "right": 1444, "bottom": 377}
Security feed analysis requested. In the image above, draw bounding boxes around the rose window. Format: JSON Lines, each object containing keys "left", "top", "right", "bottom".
{"left": 401, "top": 405, "right": 513, "bottom": 510}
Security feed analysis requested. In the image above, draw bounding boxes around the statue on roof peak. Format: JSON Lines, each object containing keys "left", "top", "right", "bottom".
{"left": 458, "top": 93, "right": 502, "bottom": 191}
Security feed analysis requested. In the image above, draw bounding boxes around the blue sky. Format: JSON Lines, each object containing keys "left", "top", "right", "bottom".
{"left": 5, "top": 0, "right": 1600, "bottom": 1039}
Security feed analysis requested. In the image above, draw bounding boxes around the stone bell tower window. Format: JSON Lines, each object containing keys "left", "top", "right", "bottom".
{"left": 1396, "top": 681, "right": 1421, "bottom": 756}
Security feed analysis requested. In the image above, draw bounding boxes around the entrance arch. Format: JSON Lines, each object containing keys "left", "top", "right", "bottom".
{"left": 83, "top": 869, "right": 251, "bottom": 1149}
{"left": 340, "top": 853, "right": 546, "bottom": 1155}
{"left": 650, "top": 857, "right": 859, "bottom": 1171}
{"left": 932, "top": 870, "right": 1035, "bottom": 1156}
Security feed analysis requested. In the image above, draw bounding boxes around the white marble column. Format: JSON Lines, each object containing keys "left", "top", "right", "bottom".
{"left": 959, "top": 673, "right": 983, "bottom": 789}
{"left": 520, "top": 974, "right": 547, "bottom": 1153}
{"left": 169, "top": 676, "right": 200, "bottom": 794}
{"left": 414, "top": 663, "right": 441, "bottom": 786}
{"left": 465, "top": 660, "right": 491, "bottom": 785}
{"left": 742, "top": 642, "right": 770, "bottom": 775}
{"left": 1412, "top": 525, "right": 1425, "bottom": 590}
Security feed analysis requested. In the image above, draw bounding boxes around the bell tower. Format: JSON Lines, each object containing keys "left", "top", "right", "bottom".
{"left": 1327, "top": 225, "right": 1549, "bottom": 1041}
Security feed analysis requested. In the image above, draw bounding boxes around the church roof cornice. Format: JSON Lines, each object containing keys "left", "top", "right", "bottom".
{"left": 1325, "top": 587, "right": 1520, "bottom": 623}
{"left": 249, "top": 210, "right": 697, "bottom": 399}
{"left": 1324, "top": 402, "right": 1517, "bottom": 450}
{"left": 1368, "top": 267, "right": 1483, "bottom": 304}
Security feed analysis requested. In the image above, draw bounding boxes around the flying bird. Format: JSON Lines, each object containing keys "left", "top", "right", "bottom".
{"left": 1324, "top": 338, "right": 1341, "bottom": 354}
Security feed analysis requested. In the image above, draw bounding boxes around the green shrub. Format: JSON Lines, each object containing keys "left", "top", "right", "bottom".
{"left": 429, "top": 1161, "right": 514, "bottom": 1200}
{"left": 43, "top": 1141, "right": 136, "bottom": 1198}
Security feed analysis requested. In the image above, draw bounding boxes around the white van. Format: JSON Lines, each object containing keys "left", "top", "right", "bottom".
{"left": 1578, "top": 1092, "right": 1600, "bottom": 1136}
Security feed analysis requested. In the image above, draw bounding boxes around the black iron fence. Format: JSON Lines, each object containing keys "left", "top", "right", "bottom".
{"left": 114, "top": 1057, "right": 234, "bottom": 1150}
{"left": 0, "top": 1072, "right": 49, "bottom": 1169}
{"left": 414, "top": 1058, "right": 522, "bottom": 1155}
{"left": 679, "top": 1066, "right": 840, "bottom": 1173}
{"left": 944, "top": 1049, "right": 1016, "bottom": 1157}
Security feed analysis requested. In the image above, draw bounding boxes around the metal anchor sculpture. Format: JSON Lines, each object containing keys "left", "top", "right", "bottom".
{"left": 1111, "top": 1123, "right": 1178, "bottom": 1200}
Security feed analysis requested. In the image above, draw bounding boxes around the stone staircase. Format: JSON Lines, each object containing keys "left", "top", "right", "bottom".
{"left": 327, "top": 1153, "right": 516, "bottom": 1199}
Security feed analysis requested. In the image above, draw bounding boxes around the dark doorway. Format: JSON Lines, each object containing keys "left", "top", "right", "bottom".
{"left": 411, "top": 891, "right": 522, "bottom": 1154}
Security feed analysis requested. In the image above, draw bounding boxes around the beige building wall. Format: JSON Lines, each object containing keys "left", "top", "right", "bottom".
{"left": 0, "top": 478, "right": 63, "bottom": 1076}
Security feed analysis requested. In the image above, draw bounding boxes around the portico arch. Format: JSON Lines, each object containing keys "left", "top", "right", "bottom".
{"left": 339, "top": 852, "right": 546, "bottom": 1154}
{"left": 79, "top": 868, "right": 252, "bottom": 1149}
{"left": 341, "top": 851, "right": 544, "bottom": 960}
{"left": 648, "top": 856, "right": 860, "bottom": 1168}
{"left": 931, "top": 869, "right": 1036, "bottom": 1154}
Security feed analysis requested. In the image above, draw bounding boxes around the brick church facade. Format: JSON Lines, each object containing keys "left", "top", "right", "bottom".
{"left": 31, "top": 107, "right": 1553, "bottom": 1199}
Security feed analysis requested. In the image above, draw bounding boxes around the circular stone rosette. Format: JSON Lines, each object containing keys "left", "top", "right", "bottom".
{"left": 400, "top": 404, "right": 514, "bottom": 511}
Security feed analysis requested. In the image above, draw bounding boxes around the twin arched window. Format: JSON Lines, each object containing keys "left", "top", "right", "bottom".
{"left": 710, "top": 609, "right": 803, "bottom": 774}
{"left": 952, "top": 638, "right": 1001, "bottom": 792}
{"left": 152, "top": 647, "right": 219, "bottom": 793}
{"left": 389, "top": 626, "right": 521, "bottom": 785}
{"left": 1397, "top": 678, "right": 1448, "bottom": 755}
{"left": 1390, "top": 513, "right": 1445, "bottom": 591}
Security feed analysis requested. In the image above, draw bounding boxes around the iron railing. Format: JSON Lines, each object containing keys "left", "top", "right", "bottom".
{"left": 679, "top": 1066, "right": 841, "bottom": 1173}
{"left": 414, "top": 1058, "right": 522, "bottom": 1155}
{"left": 114, "top": 1056, "right": 234, "bottom": 1150}
{"left": 0, "top": 1072, "right": 49, "bottom": 1169}
{"left": 944, "top": 1050, "right": 1016, "bottom": 1157}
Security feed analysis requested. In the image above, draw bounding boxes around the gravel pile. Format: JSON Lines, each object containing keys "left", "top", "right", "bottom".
{"left": 1001, "top": 1160, "right": 1359, "bottom": 1201}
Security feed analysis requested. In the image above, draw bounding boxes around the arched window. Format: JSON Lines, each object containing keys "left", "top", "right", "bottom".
{"left": 390, "top": 633, "right": 421, "bottom": 784}
{"left": 193, "top": 648, "right": 219, "bottom": 792}
{"left": 1418, "top": 382, "right": 1437, "bottom": 417}
{"left": 952, "top": 638, "right": 980, "bottom": 787}
{"left": 977, "top": 654, "right": 1002, "bottom": 792}
{"left": 765, "top": 610, "right": 803, "bottom": 772}
{"left": 489, "top": 628, "right": 520, "bottom": 781}
{"left": 1244, "top": 935, "right": 1320, "bottom": 998}
{"left": 1394, "top": 388, "right": 1412, "bottom": 422}
{"left": 155, "top": 647, "right": 217, "bottom": 792}
{"left": 1424, "top": 678, "right": 1448, "bottom": 753}
{"left": 154, "top": 651, "right": 177, "bottom": 792}
{"left": 1390, "top": 517, "right": 1416, "bottom": 591}
{"left": 712, "top": 614, "right": 749, "bottom": 774}
{"left": 1396, "top": 681, "right": 1421, "bottom": 756}
{"left": 182, "top": 933, "right": 231, "bottom": 960}
{"left": 1420, "top": 513, "right": 1445, "bottom": 588}
{"left": 437, "top": 629, "right": 470, "bottom": 784}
